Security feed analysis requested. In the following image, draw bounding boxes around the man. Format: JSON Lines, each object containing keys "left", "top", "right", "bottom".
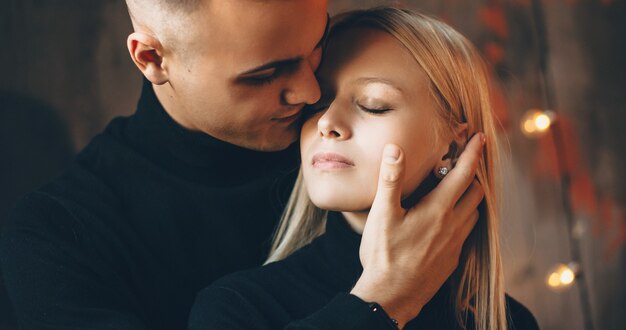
{"left": 0, "top": 0, "right": 484, "bottom": 328}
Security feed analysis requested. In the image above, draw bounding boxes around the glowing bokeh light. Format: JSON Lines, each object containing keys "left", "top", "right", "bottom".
{"left": 560, "top": 268, "right": 575, "bottom": 285}
{"left": 521, "top": 109, "right": 555, "bottom": 137}
{"left": 546, "top": 263, "right": 579, "bottom": 291}
{"left": 534, "top": 113, "right": 552, "bottom": 131}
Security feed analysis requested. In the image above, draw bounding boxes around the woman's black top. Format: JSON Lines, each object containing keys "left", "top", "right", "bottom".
{"left": 189, "top": 212, "right": 540, "bottom": 329}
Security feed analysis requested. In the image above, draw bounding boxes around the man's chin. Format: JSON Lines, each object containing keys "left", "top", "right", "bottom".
{"left": 251, "top": 130, "right": 299, "bottom": 152}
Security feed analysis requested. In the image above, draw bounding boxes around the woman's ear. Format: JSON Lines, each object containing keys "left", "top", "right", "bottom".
{"left": 433, "top": 123, "right": 468, "bottom": 178}
{"left": 451, "top": 122, "right": 469, "bottom": 155}
{"left": 127, "top": 32, "right": 169, "bottom": 85}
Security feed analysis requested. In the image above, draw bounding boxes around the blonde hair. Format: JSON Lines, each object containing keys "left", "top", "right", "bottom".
{"left": 267, "top": 7, "right": 506, "bottom": 330}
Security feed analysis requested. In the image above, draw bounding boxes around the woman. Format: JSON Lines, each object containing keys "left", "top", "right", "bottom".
{"left": 189, "top": 7, "right": 538, "bottom": 330}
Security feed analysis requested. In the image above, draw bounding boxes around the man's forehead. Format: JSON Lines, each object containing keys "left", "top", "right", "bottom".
{"left": 126, "top": 0, "right": 201, "bottom": 13}
{"left": 236, "top": 15, "right": 330, "bottom": 77}
{"left": 203, "top": 1, "right": 328, "bottom": 68}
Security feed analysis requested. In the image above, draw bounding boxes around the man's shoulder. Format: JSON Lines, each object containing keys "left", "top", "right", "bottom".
{"left": 24, "top": 115, "right": 149, "bottom": 219}
{"left": 1, "top": 169, "right": 122, "bottom": 243}
{"left": 4, "top": 189, "right": 75, "bottom": 231}
{"left": 1, "top": 129, "right": 130, "bottom": 245}
{"left": 36, "top": 154, "right": 125, "bottom": 219}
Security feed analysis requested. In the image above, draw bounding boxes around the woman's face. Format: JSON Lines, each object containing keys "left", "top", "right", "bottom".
{"left": 301, "top": 27, "right": 449, "bottom": 212}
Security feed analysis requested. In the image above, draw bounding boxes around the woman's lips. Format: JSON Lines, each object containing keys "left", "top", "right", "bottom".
{"left": 312, "top": 152, "right": 355, "bottom": 169}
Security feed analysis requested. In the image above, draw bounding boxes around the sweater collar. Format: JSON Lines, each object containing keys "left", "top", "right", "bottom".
{"left": 320, "top": 211, "right": 364, "bottom": 289}
{"left": 118, "top": 78, "right": 299, "bottom": 186}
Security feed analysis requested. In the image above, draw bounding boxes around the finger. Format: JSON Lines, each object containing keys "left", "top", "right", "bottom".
{"left": 369, "top": 144, "right": 406, "bottom": 220}
{"left": 454, "top": 180, "right": 485, "bottom": 217}
{"left": 457, "top": 210, "right": 480, "bottom": 244}
{"left": 428, "top": 133, "right": 485, "bottom": 208}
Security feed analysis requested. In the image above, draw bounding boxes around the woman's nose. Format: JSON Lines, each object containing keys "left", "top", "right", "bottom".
{"left": 317, "top": 103, "right": 351, "bottom": 140}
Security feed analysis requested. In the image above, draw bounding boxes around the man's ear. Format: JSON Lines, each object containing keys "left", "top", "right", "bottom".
{"left": 127, "top": 32, "right": 169, "bottom": 85}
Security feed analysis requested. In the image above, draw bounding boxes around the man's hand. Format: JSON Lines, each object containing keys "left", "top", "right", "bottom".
{"left": 350, "top": 133, "right": 486, "bottom": 328}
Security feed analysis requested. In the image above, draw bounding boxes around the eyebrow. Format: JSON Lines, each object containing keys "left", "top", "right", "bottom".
{"left": 235, "top": 14, "right": 331, "bottom": 78}
{"left": 355, "top": 77, "right": 404, "bottom": 93}
{"left": 236, "top": 57, "right": 303, "bottom": 78}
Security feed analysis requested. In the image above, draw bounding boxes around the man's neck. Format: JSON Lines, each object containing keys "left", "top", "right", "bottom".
{"left": 153, "top": 82, "right": 201, "bottom": 133}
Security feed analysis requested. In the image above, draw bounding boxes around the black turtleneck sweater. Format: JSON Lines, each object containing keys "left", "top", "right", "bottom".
{"left": 189, "top": 212, "right": 540, "bottom": 330}
{"left": 0, "top": 80, "right": 382, "bottom": 329}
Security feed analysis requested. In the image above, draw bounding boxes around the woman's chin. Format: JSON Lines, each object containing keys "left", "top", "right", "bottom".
{"left": 309, "top": 195, "right": 371, "bottom": 213}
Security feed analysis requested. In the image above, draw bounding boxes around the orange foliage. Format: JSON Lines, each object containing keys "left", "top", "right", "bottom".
{"left": 479, "top": 6, "right": 509, "bottom": 39}
{"left": 484, "top": 41, "right": 506, "bottom": 65}
{"left": 606, "top": 211, "right": 626, "bottom": 259}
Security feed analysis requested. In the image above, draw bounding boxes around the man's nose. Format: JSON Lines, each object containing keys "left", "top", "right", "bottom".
{"left": 281, "top": 63, "right": 321, "bottom": 106}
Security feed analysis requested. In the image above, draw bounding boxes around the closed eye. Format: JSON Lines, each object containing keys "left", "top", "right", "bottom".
{"left": 236, "top": 59, "right": 302, "bottom": 86}
{"left": 357, "top": 103, "right": 393, "bottom": 114}
{"left": 241, "top": 68, "right": 278, "bottom": 85}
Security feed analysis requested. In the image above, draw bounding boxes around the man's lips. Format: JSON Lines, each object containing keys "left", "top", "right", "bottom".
{"left": 312, "top": 152, "right": 355, "bottom": 169}
{"left": 273, "top": 109, "right": 303, "bottom": 123}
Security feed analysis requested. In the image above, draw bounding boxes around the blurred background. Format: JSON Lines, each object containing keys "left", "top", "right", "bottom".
{"left": 1, "top": 0, "right": 624, "bottom": 329}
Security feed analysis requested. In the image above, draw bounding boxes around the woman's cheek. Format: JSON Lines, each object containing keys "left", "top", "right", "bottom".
{"left": 300, "top": 118, "right": 318, "bottom": 155}
{"left": 359, "top": 146, "right": 386, "bottom": 203}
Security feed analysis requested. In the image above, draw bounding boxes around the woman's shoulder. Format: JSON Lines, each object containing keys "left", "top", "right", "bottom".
{"left": 197, "top": 258, "right": 296, "bottom": 304}
{"left": 189, "top": 263, "right": 291, "bottom": 329}
{"left": 194, "top": 239, "right": 328, "bottom": 304}
{"left": 189, "top": 243, "right": 330, "bottom": 329}
{"left": 206, "top": 238, "right": 325, "bottom": 294}
{"left": 505, "top": 294, "right": 540, "bottom": 330}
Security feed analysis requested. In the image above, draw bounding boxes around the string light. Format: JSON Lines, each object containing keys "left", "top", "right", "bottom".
{"left": 521, "top": 109, "right": 556, "bottom": 137}
{"left": 546, "top": 262, "right": 580, "bottom": 291}
{"left": 529, "top": 0, "right": 594, "bottom": 327}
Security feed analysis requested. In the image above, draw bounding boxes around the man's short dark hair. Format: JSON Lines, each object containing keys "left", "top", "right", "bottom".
{"left": 126, "top": 0, "right": 203, "bottom": 16}
{"left": 157, "top": 0, "right": 203, "bottom": 13}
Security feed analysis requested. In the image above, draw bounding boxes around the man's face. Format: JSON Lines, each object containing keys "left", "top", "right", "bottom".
{"left": 161, "top": 0, "right": 328, "bottom": 151}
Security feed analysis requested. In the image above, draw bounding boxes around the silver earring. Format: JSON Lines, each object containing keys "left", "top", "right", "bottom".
{"left": 437, "top": 167, "right": 449, "bottom": 177}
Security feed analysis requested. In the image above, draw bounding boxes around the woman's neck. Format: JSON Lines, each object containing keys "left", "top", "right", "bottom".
{"left": 341, "top": 211, "right": 368, "bottom": 234}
